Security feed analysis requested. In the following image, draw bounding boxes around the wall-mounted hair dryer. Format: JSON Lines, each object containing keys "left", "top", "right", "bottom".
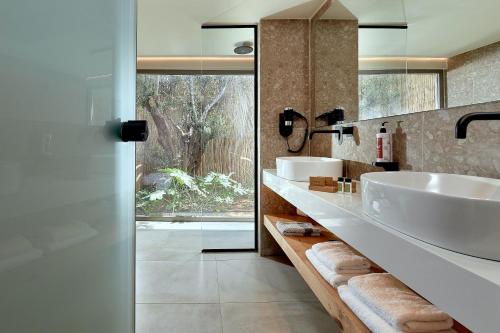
{"left": 279, "top": 107, "right": 308, "bottom": 153}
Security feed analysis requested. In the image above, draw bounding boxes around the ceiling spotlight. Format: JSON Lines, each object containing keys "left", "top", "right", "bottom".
{"left": 234, "top": 41, "right": 253, "bottom": 55}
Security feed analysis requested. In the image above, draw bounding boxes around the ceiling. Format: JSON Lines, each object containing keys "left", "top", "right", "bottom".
{"left": 341, "top": 0, "right": 500, "bottom": 57}
{"left": 137, "top": 0, "right": 323, "bottom": 56}
{"left": 138, "top": 0, "right": 500, "bottom": 59}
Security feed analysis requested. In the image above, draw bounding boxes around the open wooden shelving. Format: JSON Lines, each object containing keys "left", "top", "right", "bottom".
{"left": 264, "top": 214, "right": 471, "bottom": 333}
{"left": 264, "top": 214, "right": 371, "bottom": 333}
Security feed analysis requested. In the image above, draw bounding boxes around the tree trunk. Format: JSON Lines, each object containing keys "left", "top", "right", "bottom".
{"left": 180, "top": 130, "right": 203, "bottom": 175}
{"left": 145, "top": 101, "right": 180, "bottom": 166}
{"left": 143, "top": 76, "right": 230, "bottom": 175}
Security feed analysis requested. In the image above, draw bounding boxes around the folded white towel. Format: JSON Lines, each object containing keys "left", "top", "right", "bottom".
{"left": 305, "top": 249, "right": 362, "bottom": 287}
{"left": 338, "top": 286, "right": 456, "bottom": 333}
{"left": 349, "top": 273, "right": 454, "bottom": 333}
{"left": 276, "top": 221, "right": 321, "bottom": 237}
{"left": 339, "top": 285, "right": 401, "bottom": 333}
{"left": 312, "top": 241, "right": 371, "bottom": 274}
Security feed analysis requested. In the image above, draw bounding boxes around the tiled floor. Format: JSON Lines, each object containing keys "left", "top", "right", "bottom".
{"left": 136, "top": 222, "right": 341, "bottom": 333}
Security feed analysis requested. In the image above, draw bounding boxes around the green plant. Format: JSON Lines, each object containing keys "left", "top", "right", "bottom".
{"left": 136, "top": 168, "right": 253, "bottom": 216}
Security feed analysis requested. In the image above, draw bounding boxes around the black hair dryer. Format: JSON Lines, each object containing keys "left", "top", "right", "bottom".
{"left": 279, "top": 107, "right": 308, "bottom": 153}
{"left": 279, "top": 107, "right": 307, "bottom": 137}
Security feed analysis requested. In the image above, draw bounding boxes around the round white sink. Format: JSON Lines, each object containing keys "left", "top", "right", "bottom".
{"left": 276, "top": 156, "right": 343, "bottom": 182}
{"left": 361, "top": 172, "right": 500, "bottom": 261}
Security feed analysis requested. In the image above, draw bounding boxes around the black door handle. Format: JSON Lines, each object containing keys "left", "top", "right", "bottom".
{"left": 119, "top": 120, "right": 149, "bottom": 142}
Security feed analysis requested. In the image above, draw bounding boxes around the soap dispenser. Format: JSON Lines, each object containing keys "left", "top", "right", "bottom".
{"left": 376, "top": 122, "right": 392, "bottom": 162}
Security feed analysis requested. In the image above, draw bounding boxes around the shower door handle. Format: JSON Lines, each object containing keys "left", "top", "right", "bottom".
{"left": 119, "top": 120, "right": 149, "bottom": 142}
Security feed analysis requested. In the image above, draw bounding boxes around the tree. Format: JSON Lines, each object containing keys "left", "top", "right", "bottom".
{"left": 137, "top": 75, "right": 230, "bottom": 174}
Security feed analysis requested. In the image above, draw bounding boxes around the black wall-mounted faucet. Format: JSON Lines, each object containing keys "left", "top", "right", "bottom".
{"left": 455, "top": 112, "right": 500, "bottom": 138}
{"left": 309, "top": 129, "right": 341, "bottom": 140}
{"left": 309, "top": 126, "right": 354, "bottom": 143}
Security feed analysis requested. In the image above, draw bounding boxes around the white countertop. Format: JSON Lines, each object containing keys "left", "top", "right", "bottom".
{"left": 263, "top": 169, "right": 500, "bottom": 333}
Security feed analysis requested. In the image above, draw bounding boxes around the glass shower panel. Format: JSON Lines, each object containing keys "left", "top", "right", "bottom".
{"left": 200, "top": 27, "right": 256, "bottom": 250}
{"left": 135, "top": 12, "right": 205, "bottom": 255}
{"left": 0, "top": 0, "right": 136, "bottom": 332}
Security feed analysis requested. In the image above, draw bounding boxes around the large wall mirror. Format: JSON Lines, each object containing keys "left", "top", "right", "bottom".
{"left": 312, "top": 1, "right": 359, "bottom": 126}
{"left": 317, "top": 0, "right": 500, "bottom": 122}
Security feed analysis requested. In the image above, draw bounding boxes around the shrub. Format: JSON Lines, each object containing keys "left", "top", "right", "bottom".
{"left": 136, "top": 168, "right": 253, "bottom": 216}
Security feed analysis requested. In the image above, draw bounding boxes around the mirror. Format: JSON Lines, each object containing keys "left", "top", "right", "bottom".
{"left": 316, "top": 0, "right": 500, "bottom": 122}
{"left": 312, "top": 1, "right": 359, "bottom": 126}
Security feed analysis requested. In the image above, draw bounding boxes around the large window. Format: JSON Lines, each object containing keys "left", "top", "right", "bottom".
{"left": 359, "top": 71, "right": 444, "bottom": 120}
{"left": 135, "top": 73, "right": 255, "bottom": 219}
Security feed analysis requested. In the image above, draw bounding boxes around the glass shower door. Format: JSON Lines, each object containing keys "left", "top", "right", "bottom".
{"left": 0, "top": 1, "right": 136, "bottom": 332}
{"left": 200, "top": 26, "right": 257, "bottom": 251}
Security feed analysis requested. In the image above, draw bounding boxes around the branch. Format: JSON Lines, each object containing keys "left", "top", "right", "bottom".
{"left": 201, "top": 78, "right": 229, "bottom": 122}
{"left": 188, "top": 76, "right": 198, "bottom": 119}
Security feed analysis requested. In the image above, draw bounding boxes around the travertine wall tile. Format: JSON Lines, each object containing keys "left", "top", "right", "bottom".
{"left": 343, "top": 160, "right": 383, "bottom": 180}
{"left": 259, "top": 19, "right": 359, "bottom": 255}
{"left": 314, "top": 20, "right": 358, "bottom": 123}
{"left": 259, "top": 20, "right": 310, "bottom": 255}
{"left": 260, "top": 20, "right": 310, "bottom": 131}
{"left": 448, "top": 41, "right": 500, "bottom": 107}
{"left": 310, "top": 132, "right": 333, "bottom": 157}
{"left": 261, "top": 127, "right": 309, "bottom": 169}
{"left": 422, "top": 102, "right": 500, "bottom": 177}
{"left": 334, "top": 112, "right": 423, "bottom": 172}
{"left": 333, "top": 101, "right": 500, "bottom": 180}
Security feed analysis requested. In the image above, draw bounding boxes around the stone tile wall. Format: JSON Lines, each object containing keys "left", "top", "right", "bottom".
{"left": 448, "top": 41, "right": 500, "bottom": 108}
{"left": 259, "top": 20, "right": 310, "bottom": 255}
{"left": 334, "top": 101, "right": 500, "bottom": 180}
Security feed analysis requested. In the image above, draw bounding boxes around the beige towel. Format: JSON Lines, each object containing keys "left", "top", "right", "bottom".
{"left": 348, "top": 273, "right": 454, "bottom": 333}
{"left": 338, "top": 286, "right": 457, "bottom": 333}
{"left": 305, "top": 249, "right": 364, "bottom": 287}
{"left": 312, "top": 241, "right": 371, "bottom": 274}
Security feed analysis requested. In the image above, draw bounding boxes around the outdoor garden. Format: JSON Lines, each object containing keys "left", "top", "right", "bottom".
{"left": 135, "top": 73, "right": 255, "bottom": 217}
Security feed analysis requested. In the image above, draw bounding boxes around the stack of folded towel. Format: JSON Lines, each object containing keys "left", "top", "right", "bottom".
{"left": 276, "top": 221, "right": 321, "bottom": 236}
{"left": 305, "top": 241, "right": 371, "bottom": 287}
{"left": 338, "top": 273, "right": 456, "bottom": 333}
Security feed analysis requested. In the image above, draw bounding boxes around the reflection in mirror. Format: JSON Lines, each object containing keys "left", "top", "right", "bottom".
{"left": 313, "top": 0, "right": 358, "bottom": 125}
{"left": 340, "top": 0, "right": 500, "bottom": 120}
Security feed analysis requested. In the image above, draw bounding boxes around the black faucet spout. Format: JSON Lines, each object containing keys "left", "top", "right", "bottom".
{"left": 309, "top": 129, "right": 340, "bottom": 140}
{"left": 455, "top": 112, "right": 500, "bottom": 139}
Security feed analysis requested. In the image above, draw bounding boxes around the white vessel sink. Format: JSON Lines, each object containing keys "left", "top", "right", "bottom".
{"left": 276, "top": 157, "right": 343, "bottom": 182}
{"left": 361, "top": 172, "right": 500, "bottom": 261}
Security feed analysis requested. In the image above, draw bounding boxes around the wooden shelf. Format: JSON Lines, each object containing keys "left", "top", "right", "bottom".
{"left": 264, "top": 214, "right": 371, "bottom": 333}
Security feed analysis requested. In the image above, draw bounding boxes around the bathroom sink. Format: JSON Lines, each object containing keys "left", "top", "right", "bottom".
{"left": 361, "top": 172, "right": 500, "bottom": 261}
{"left": 276, "top": 157, "right": 343, "bottom": 182}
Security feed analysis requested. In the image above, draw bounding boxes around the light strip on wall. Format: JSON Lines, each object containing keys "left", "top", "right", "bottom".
{"left": 137, "top": 56, "right": 254, "bottom": 71}
{"left": 359, "top": 57, "right": 448, "bottom": 70}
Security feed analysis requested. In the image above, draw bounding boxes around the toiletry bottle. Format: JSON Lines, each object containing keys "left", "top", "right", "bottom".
{"left": 344, "top": 178, "right": 352, "bottom": 193}
{"left": 376, "top": 122, "right": 392, "bottom": 162}
{"left": 337, "top": 177, "right": 344, "bottom": 192}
